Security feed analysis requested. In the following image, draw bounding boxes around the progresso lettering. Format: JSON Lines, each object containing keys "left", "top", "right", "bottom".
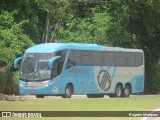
{"left": 69, "top": 68, "right": 90, "bottom": 74}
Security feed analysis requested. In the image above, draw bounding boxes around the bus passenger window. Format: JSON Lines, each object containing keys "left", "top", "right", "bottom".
{"left": 67, "top": 50, "right": 80, "bottom": 68}
{"left": 80, "top": 51, "right": 92, "bottom": 66}
{"left": 67, "top": 59, "right": 75, "bottom": 68}
{"left": 52, "top": 59, "right": 64, "bottom": 77}
{"left": 52, "top": 60, "right": 59, "bottom": 77}
{"left": 116, "top": 52, "right": 126, "bottom": 66}
{"left": 136, "top": 53, "right": 143, "bottom": 66}
{"left": 104, "top": 52, "right": 116, "bottom": 66}
{"left": 126, "top": 52, "right": 136, "bottom": 67}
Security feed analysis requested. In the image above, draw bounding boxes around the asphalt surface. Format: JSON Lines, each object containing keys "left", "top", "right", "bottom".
{"left": 21, "top": 94, "right": 160, "bottom": 99}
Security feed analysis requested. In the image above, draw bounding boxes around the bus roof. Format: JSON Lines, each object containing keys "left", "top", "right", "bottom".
{"left": 25, "top": 43, "right": 143, "bottom": 53}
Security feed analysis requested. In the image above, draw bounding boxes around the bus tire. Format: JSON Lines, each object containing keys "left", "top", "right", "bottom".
{"left": 87, "top": 94, "right": 104, "bottom": 98}
{"left": 62, "top": 84, "right": 73, "bottom": 98}
{"left": 115, "top": 84, "right": 123, "bottom": 98}
{"left": 123, "top": 85, "right": 131, "bottom": 98}
{"left": 36, "top": 95, "right": 45, "bottom": 98}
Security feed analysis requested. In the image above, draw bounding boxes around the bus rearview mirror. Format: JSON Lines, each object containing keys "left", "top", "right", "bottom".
{"left": 48, "top": 56, "right": 61, "bottom": 69}
{"left": 14, "top": 56, "right": 23, "bottom": 69}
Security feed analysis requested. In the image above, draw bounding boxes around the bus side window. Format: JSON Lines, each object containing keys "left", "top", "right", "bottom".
{"left": 52, "top": 58, "right": 64, "bottom": 77}
{"left": 80, "top": 51, "right": 92, "bottom": 66}
{"left": 116, "top": 52, "right": 126, "bottom": 66}
{"left": 104, "top": 52, "right": 116, "bottom": 66}
{"left": 67, "top": 50, "right": 80, "bottom": 68}
{"left": 126, "top": 52, "right": 136, "bottom": 67}
{"left": 52, "top": 50, "right": 67, "bottom": 77}
{"left": 67, "top": 59, "right": 75, "bottom": 68}
{"left": 67, "top": 50, "right": 75, "bottom": 68}
{"left": 52, "top": 59, "right": 59, "bottom": 77}
{"left": 136, "top": 53, "right": 143, "bottom": 66}
{"left": 92, "top": 51, "right": 104, "bottom": 66}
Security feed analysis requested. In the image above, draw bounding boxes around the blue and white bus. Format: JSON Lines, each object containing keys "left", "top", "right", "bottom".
{"left": 14, "top": 43, "right": 144, "bottom": 98}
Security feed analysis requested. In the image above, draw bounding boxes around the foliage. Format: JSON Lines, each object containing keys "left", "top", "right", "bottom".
{"left": 0, "top": 11, "right": 34, "bottom": 93}
{"left": 59, "top": 12, "right": 111, "bottom": 45}
{"left": 3, "top": 71, "right": 19, "bottom": 95}
{"left": 0, "top": 69, "right": 7, "bottom": 93}
{"left": 0, "top": 0, "right": 160, "bottom": 94}
{"left": 105, "top": 0, "right": 160, "bottom": 93}
{"left": 0, "top": 0, "right": 45, "bottom": 43}
{"left": 128, "top": 0, "right": 160, "bottom": 93}
{"left": 0, "top": 11, "right": 34, "bottom": 69}
{"left": 35, "top": 0, "right": 71, "bottom": 43}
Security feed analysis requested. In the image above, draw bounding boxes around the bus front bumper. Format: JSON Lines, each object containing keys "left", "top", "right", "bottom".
{"left": 19, "top": 80, "right": 63, "bottom": 95}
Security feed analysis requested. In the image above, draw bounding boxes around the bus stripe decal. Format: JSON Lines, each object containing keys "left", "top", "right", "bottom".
{"left": 101, "top": 73, "right": 107, "bottom": 90}
{"left": 107, "top": 66, "right": 110, "bottom": 71}
{"left": 101, "top": 73, "right": 106, "bottom": 89}
{"left": 103, "top": 73, "right": 107, "bottom": 89}
{"left": 111, "top": 47, "right": 117, "bottom": 81}
{"left": 102, "top": 73, "right": 107, "bottom": 89}
{"left": 111, "top": 67, "right": 117, "bottom": 80}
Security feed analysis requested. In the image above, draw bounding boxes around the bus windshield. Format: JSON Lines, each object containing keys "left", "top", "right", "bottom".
{"left": 20, "top": 53, "right": 55, "bottom": 81}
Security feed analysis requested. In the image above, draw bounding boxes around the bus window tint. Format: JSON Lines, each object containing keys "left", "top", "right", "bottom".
{"left": 104, "top": 52, "right": 116, "bottom": 66}
{"left": 136, "top": 53, "right": 143, "bottom": 66}
{"left": 67, "top": 50, "right": 80, "bottom": 67}
{"left": 116, "top": 52, "right": 126, "bottom": 66}
{"left": 92, "top": 51, "right": 104, "bottom": 66}
{"left": 80, "top": 51, "right": 92, "bottom": 66}
{"left": 56, "top": 50, "right": 67, "bottom": 61}
{"left": 126, "top": 52, "right": 136, "bottom": 67}
{"left": 52, "top": 50, "right": 67, "bottom": 77}
{"left": 67, "top": 50, "right": 143, "bottom": 67}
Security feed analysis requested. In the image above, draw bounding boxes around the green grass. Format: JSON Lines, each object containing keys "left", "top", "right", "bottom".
{"left": 0, "top": 97, "right": 160, "bottom": 120}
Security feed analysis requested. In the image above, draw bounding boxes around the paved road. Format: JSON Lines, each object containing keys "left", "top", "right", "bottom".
{"left": 21, "top": 94, "right": 160, "bottom": 99}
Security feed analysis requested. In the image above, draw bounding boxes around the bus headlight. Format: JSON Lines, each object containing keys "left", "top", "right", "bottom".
{"left": 24, "top": 81, "right": 49, "bottom": 88}
{"left": 24, "top": 81, "right": 55, "bottom": 88}
{"left": 19, "top": 83, "right": 24, "bottom": 87}
{"left": 39, "top": 81, "right": 49, "bottom": 87}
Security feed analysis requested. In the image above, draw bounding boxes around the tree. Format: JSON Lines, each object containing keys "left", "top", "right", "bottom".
{"left": 58, "top": 12, "right": 111, "bottom": 45}
{"left": 128, "top": 0, "right": 160, "bottom": 93}
{"left": 0, "top": 0, "right": 46, "bottom": 43}
{"left": 106, "top": 0, "right": 160, "bottom": 93}
{"left": 35, "top": 0, "right": 71, "bottom": 43}
{"left": 0, "top": 11, "right": 34, "bottom": 93}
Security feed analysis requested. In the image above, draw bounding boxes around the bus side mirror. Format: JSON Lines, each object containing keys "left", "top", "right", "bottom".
{"left": 14, "top": 56, "right": 23, "bottom": 69}
{"left": 48, "top": 56, "right": 61, "bottom": 69}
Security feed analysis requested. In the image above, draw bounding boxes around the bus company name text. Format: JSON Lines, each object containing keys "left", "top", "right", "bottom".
{"left": 69, "top": 68, "right": 90, "bottom": 74}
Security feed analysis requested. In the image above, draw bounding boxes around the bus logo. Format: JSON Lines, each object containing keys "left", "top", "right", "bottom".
{"left": 97, "top": 70, "right": 111, "bottom": 91}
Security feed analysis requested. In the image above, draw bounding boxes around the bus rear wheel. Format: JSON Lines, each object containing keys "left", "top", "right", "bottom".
{"left": 62, "top": 84, "right": 73, "bottom": 98}
{"left": 123, "top": 85, "right": 131, "bottom": 98}
{"left": 36, "top": 95, "right": 45, "bottom": 98}
{"left": 115, "top": 84, "right": 123, "bottom": 98}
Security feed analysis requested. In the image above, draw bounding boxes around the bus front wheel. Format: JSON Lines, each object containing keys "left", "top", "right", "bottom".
{"left": 115, "top": 84, "right": 123, "bottom": 98}
{"left": 36, "top": 95, "right": 45, "bottom": 98}
{"left": 62, "top": 84, "right": 73, "bottom": 98}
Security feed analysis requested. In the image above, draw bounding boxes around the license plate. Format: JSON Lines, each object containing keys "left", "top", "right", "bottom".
{"left": 30, "top": 90, "right": 36, "bottom": 93}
